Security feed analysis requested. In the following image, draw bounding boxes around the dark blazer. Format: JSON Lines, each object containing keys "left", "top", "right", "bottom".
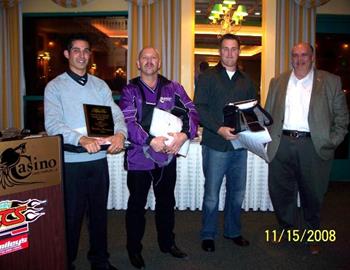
{"left": 265, "top": 69, "right": 349, "bottom": 161}
{"left": 194, "top": 63, "right": 257, "bottom": 152}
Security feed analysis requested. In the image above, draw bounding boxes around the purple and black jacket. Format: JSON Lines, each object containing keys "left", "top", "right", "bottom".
{"left": 119, "top": 75, "right": 199, "bottom": 171}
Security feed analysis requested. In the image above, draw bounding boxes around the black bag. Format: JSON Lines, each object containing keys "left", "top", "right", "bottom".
{"left": 223, "top": 99, "right": 273, "bottom": 134}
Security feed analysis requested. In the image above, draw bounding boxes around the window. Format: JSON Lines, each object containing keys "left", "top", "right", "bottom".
{"left": 23, "top": 14, "right": 127, "bottom": 133}
{"left": 194, "top": 1, "right": 262, "bottom": 99}
{"left": 316, "top": 32, "right": 350, "bottom": 159}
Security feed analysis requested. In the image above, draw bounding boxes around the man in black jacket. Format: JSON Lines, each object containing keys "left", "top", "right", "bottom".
{"left": 194, "top": 34, "right": 257, "bottom": 252}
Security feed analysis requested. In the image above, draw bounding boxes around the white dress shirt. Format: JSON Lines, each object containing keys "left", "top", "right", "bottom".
{"left": 283, "top": 69, "right": 314, "bottom": 131}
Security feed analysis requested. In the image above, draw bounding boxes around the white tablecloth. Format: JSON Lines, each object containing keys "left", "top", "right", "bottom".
{"left": 107, "top": 142, "right": 274, "bottom": 211}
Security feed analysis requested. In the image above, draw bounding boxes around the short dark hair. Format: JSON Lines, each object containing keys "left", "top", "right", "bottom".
{"left": 219, "top": 33, "right": 241, "bottom": 48}
{"left": 199, "top": 61, "right": 209, "bottom": 72}
{"left": 65, "top": 34, "right": 91, "bottom": 51}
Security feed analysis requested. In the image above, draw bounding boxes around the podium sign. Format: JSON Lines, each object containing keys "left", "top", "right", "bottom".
{"left": 0, "top": 136, "right": 66, "bottom": 270}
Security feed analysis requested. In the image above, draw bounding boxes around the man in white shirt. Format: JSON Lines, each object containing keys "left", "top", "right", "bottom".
{"left": 265, "top": 42, "right": 349, "bottom": 254}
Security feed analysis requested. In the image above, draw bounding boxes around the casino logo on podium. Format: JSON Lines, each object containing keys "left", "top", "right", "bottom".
{"left": 0, "top": 137, "right": 62, "bottom": 196}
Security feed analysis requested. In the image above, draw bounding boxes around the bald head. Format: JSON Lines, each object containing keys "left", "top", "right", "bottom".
{"left": 138, "top": 47, "right": 160, "bottom": 61}
{"left": 292, "top": 43, "right": 314, "bottom": 55}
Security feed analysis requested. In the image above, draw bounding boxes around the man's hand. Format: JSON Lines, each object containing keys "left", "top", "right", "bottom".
{"left": 217, "top": 126, "right": 239, "bottom": 141}
{"left": 150, "top": 136, "right": 168, "bottom": 152}
{"left": 79, "top": 136, "right": 103, "bottom": 153}
{"left": 106, "top": 133, "right": 125, "bottom": 154}
{"left": 165, "top": 132, "right": 188, "bottom": 155}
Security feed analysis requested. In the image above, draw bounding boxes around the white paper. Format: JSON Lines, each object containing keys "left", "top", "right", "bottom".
{"left": 230, "top": 127, "right": 271, "bottom": 162}
{"left": 150, "top": 108, "right": 183, "bottom": 135}
{"left": 149, "top": 108, "right": 190, "bottom": 157}
{"left": 228, "top": 99, "right": 257, "bottom": 109}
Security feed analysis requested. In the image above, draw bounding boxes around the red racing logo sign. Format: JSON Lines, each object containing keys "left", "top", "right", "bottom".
{"left": 0, "top": 199, "right": 46, "bottom": 256}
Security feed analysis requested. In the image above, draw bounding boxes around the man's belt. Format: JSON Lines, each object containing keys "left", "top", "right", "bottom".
{"left": 282, "top": 130, "right": 311, "bottom": 138}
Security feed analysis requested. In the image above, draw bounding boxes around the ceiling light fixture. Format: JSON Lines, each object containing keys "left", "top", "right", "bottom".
{"left": 208, "top": 1, "right": 248, "bottom": 35}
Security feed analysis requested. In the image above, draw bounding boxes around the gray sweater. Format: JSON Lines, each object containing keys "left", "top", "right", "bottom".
{"left": 44, "top": 72, "right": 127, "bottom": 163}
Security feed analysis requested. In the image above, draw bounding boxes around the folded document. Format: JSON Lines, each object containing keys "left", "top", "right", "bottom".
{"left": 149, "top": 108, "right": 190, "bottom": 157}
{"left": 231, "top": 127, "right": 271, "bottom": 162}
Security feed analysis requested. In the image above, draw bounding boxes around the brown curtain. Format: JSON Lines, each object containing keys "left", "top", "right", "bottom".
{"left": 293, "top": 0, "right": 330, "bottom": 8}
{"left": 275, "top": 0, "right": 330, "bottom": 75}
{"left": 0, "top": 0, "right": 24, "bottom": 129}
{"left": 126, "top": 0, "right": 181, "bottom": 81}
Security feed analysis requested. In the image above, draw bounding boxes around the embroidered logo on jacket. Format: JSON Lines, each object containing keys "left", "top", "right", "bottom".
{"left": 159, "top": 97, "right": 172, "bottom": 103}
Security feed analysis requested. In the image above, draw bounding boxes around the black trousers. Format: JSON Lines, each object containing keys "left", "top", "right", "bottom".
{"left": 268, "top": 135, "right": 332, "bottom": 230}
{"left": 126, "top": 159, "right": 177, "bottom": 254}
{"left": 64, "top": 158, "right": 110, "bottom": 268}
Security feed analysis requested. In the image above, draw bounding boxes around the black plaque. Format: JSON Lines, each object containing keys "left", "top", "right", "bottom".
{"left": 83, "top": 104, "right": 114, "bottom": 137}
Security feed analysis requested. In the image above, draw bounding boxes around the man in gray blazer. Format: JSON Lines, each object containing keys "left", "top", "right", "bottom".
{"left": 265, "top": 42, "right": 349, "bottom": 254}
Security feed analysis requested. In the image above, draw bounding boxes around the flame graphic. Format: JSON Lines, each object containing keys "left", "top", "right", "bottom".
{"left": 11, "top": 199, "right": 47, "bottom": 223}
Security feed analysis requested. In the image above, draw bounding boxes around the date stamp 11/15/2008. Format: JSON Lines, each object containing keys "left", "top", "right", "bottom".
{"left": 265, "top": 229, "right": 336, "bottom": 243}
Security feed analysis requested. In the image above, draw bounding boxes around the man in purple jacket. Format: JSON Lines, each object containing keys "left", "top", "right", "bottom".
{"left": 119, "top": 47, "right": 199, "bottom": 269}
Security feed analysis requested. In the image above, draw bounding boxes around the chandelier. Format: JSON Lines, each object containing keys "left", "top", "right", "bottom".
{"left": 208, "top": 0, "right": 248, "bottom": 35}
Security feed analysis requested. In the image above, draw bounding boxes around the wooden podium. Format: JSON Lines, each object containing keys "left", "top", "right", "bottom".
{"left": 0, "top": 136, "right": 67, "bottom": 270}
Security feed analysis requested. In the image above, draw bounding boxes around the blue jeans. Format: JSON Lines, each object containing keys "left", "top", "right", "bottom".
{"left": 200, "top": 145, "right": 247, "bottom": 240}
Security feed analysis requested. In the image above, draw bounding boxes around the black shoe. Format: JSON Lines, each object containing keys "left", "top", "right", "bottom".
{"left": 201, "top": 239, "right": 215, "bottom": 252}
{"left": 107, "top": 264, "right": 118, "bottom": 270}
{"left": 225, "top": 235, "right": 250, "bottom": 247}
{"left": 162, "top": 245, "right": 188, "bottom": 258}
{"left": 91, "top": 263, "right": 118, "bottom": 270}
{"left": 128, "top": 252, "right": 145, "bottom": 269}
